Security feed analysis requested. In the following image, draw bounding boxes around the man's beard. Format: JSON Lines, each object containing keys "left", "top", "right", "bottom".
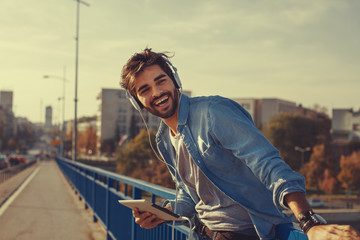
{"left": 145, "top": 89, "right": 179, "bottom": 119}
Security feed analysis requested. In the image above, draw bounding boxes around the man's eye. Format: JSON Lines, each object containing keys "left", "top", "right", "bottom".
{"left": 140, "top": 88, "right": 149, "bottom": 94}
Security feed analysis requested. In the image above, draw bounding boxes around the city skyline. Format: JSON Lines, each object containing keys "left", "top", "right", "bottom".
{"left": 0, "top": 0, "right": 359, "bottom": 123}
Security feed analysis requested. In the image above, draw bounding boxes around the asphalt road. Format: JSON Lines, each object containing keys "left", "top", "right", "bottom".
{"left": 0, "top": 161, "right": 106, "bottom": 240}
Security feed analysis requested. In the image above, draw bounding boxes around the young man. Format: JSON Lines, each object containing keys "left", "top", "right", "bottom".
{"left": 120, "top": 48, "right": 360, "bottom": 240}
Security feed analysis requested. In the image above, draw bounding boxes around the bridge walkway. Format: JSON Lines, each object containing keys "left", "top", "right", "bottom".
{"left": 0, "top": 160, "right": 106, "bottom": 240}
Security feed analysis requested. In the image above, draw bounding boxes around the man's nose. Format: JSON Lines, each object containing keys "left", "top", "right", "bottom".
{"left": 152, "top": 87, "right": 162, "bottom": 97}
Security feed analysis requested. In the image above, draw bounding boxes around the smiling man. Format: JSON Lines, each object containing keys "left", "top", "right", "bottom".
{"left": 120, "top": 48, "right": 360, "bottom": 240}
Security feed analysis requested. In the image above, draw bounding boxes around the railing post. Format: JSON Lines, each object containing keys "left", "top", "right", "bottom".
{"left": 92, "top": 172, "right": 98, "bottom": 223}
{"left": 84, "top": 169, "right": 88, "bottom": 210}
{"left": 106, "top": 177, "right": 114, "bottom": 240}
{"left": 131, "top": 187, "right": 142, "bottom": 240}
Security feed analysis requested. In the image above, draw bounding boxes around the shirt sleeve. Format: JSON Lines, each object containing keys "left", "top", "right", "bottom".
{"left": 162, "top": 184, "right": 197, "bottom": 218}
{"left": 207, "top": 97, "right": 305, "bottom": 210}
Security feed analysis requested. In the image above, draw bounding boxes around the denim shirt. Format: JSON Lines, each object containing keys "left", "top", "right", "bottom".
{"left": 156, "top": 94, "right": 305, "bottom": 239}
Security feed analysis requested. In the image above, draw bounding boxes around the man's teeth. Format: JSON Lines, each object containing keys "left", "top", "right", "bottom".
{"left": 155, "top": 96, "right": 168, "bottom": 105}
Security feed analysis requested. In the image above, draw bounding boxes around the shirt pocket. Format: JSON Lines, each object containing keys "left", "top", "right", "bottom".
{"left": 199, "top": 141, "right": 237, "bottom": 176}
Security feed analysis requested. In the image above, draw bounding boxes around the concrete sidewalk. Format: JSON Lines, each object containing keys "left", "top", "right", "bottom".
{"left": 0, "top": 161, "right": 106, "bottom": 240}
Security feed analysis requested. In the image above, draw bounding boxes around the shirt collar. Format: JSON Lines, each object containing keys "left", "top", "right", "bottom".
{"left": 177, "top": 93, "right": 189, "bottom": 126}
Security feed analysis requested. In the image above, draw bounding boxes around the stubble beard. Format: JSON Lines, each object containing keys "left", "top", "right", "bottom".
{"left": 146, "top": 89, "right": 179, "bottom": 119}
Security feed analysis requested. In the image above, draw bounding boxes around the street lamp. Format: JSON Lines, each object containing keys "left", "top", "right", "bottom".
{"left": 73, "top": 0, "right": 90, "bottom": 161}
{"left": 43, "top": 67, "right": 68, "bottom": 157}
{"left": 294, "top": 146, "right": 311, "bottom": 169}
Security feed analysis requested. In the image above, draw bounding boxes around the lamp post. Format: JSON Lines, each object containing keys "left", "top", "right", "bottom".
{"left": 43, "top": 67, "right": 68, "bottom": 157}
{"left": 73, "top": 0, "right": 90, "bottom": 161}
{"left": 294, "top": 146, "right": 311, "bottom": 169}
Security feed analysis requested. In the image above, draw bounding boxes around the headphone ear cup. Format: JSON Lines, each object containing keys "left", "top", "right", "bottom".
{"left": 126, "top": 90, "right": 141, "bottom": 111}
{"left": 164, "top": 58, "right": 182, "bottom": 90}
{"left": 172, "top": 68, "right": 182, "bottom": 89}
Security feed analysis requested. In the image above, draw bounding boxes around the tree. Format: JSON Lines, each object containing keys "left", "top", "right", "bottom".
{"left": 264, "top": 113, "right": 331, "bottom": 170}
{"left": 300, "top": 144, "right": 328, "bottom": 191}
{"left": 78, "top": 126, "right": 97, "bottom": 155}
{"left": 320, "top": 168, "right": 340, "bottom": 194}
{"left": 115, "top": 129, "right": 174, "bottom": 188}
{"left": 337, "top": 151, "right": 360, "bottom": 192}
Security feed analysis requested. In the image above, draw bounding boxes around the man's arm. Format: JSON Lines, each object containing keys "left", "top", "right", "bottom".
{"left": 284, "top": 192, "right": 360, "bottom": 240}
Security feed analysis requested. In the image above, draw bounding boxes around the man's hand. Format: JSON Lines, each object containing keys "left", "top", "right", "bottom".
{"left": 307, "top": 224, "right": 360, "bottom": 240}
{"left": 133, "top": 204, "right": 172, "bottom": 229}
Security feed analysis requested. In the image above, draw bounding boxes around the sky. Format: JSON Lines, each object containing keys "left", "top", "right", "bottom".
{"left": 1, "top": 0, "right": 359, "bottom": 124}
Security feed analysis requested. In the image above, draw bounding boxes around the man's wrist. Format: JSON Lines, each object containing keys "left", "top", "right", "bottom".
{"left": 298, "top": 210, "right": 327, "bottom": 235}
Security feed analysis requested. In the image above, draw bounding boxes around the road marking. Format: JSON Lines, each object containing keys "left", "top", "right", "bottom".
{"left": 0, "top": 166, "right": 40, "bottom": 217}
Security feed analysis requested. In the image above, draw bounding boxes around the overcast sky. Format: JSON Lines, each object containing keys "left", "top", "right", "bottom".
{"left": 1, "top": 0, "right": 359, "bottom": 123}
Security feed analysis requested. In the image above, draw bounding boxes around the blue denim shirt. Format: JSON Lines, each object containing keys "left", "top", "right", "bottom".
{"left": 156, "top": 94, "right": 306, "bottom": 239}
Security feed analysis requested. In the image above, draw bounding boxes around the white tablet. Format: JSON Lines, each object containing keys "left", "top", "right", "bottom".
{"left": 118, "top": 199, "right": 186, "bottom": 221}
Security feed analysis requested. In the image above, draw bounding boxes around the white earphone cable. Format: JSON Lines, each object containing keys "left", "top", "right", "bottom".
{"left": 138, "top": 111, "right": 191, "bottom": 239}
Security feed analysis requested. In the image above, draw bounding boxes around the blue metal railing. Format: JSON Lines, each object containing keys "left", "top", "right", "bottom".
{"left": 56, "top": 157, "right": 308, "bottom": 240}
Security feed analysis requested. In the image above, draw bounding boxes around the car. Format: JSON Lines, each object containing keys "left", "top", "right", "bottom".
{"left": 8, "top": 155, "right": 21, "bottom": 166}
{"left": 0, "top": 155, "right": 9, "bottom": 170}
{"left": 307, "top": 198, "right": 325, "bottom": 208}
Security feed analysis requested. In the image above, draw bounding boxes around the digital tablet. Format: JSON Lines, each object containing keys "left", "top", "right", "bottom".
{"left": 118, "top": 199, "right": 186, "bottom": 221}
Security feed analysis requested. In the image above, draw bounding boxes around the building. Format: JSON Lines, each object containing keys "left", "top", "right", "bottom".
{"left": 97, "top": 88, "right": 191, "bottom": 154}
{"left": 232, "top": 98, "right": 262, "bottom": 128}
{"left": 231, "top": 98, "right": 297, "bottom": 129}
{"left": 45, "top": 106, "right": 52, "bottom": 130}
{"left": 0, "top": 91, "right": 13, "bottom": 112}
{"left": 0, "top": 105, "right": 16, "bottom": 151}
{"left": 260, "top": 98, "right": 297, "bottom": 128}
{"left": 332, "top": 108, "right": 360, "bottom": 142}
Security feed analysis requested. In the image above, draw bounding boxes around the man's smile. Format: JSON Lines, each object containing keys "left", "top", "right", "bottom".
{"left": 152, "top": 94, "right": 169, "bottom": 107}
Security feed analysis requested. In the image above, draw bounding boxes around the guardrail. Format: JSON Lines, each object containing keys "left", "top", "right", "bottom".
{"left": 56, "top": 157, "right": 308, "bottom": 240}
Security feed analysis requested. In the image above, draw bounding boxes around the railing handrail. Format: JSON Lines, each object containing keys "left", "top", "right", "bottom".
{"left": 58, "top": 157, "right": 176, "bottom": 200}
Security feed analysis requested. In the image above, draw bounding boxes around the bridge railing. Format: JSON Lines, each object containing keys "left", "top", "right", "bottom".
{"left": 56, "top": 157, "right": 307, "bottom": 240}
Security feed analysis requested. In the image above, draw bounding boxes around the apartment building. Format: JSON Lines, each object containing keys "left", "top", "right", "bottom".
{"left": 231, "top": 98, "right": 297, "bottom": 129}
{"left": 332, "top": 108, "right": 360, "bottom": 142}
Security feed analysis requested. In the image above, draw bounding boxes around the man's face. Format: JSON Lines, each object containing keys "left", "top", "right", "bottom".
{"left": 134, "top": 64, "right": 179, "bottom": 119}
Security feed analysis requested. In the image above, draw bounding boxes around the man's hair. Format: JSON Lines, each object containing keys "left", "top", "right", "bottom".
{"left": 120, "top": 48, "right": 176, "bottom": 97}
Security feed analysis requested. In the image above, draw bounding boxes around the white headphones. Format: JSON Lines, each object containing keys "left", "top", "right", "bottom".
{"left": 126, "top": 58, "right": 182, "bottom": 111}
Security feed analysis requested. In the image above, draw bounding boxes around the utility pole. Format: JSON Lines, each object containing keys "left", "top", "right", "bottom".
{"left": 73, "top": 0, "right": 90, "bottom": 161}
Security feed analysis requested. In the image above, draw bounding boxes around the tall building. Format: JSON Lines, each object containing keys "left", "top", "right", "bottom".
{"left": 332, "top": 108, "right": 360, "bottom": 142}
{"left": 0, "top": 91, "right": 13, "bottom": 112}
{"left": 45, "top": 106, "right": 53, "bottom": 129}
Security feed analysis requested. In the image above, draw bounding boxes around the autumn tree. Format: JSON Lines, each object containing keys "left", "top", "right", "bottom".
{"left": 300, "top": 144, "right": 327, "bottom": 190}
{"left": 320, "top": 168, "right": 340, "bottom": 194}
{"left": 78, "top": 125, "right": 97, "bottom": 155}
{"left": 300, "top": 144, "right": 341, "bottom": 194}
{"left": 264, "top": 113, "right": 331, "bottom": 170}
{"left": 115, "top": 129, "right": 173, "bottom": 188}
{"left": 337, "top": 151, "right": 360, "bottom": 192}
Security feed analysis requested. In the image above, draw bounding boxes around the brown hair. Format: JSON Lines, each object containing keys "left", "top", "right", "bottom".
{"left": 120, "top": 48, "right": 176, "bottom": 97}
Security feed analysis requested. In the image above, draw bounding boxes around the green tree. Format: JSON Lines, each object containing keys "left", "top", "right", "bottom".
{"left": 115, "top": 129, "right": 173, "bottom": 188}
{"left": 116, "top": 129, "right": 157, "bottom": 174}
{"left": 264, "top": 113, "right": 330, "bottom": 170}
